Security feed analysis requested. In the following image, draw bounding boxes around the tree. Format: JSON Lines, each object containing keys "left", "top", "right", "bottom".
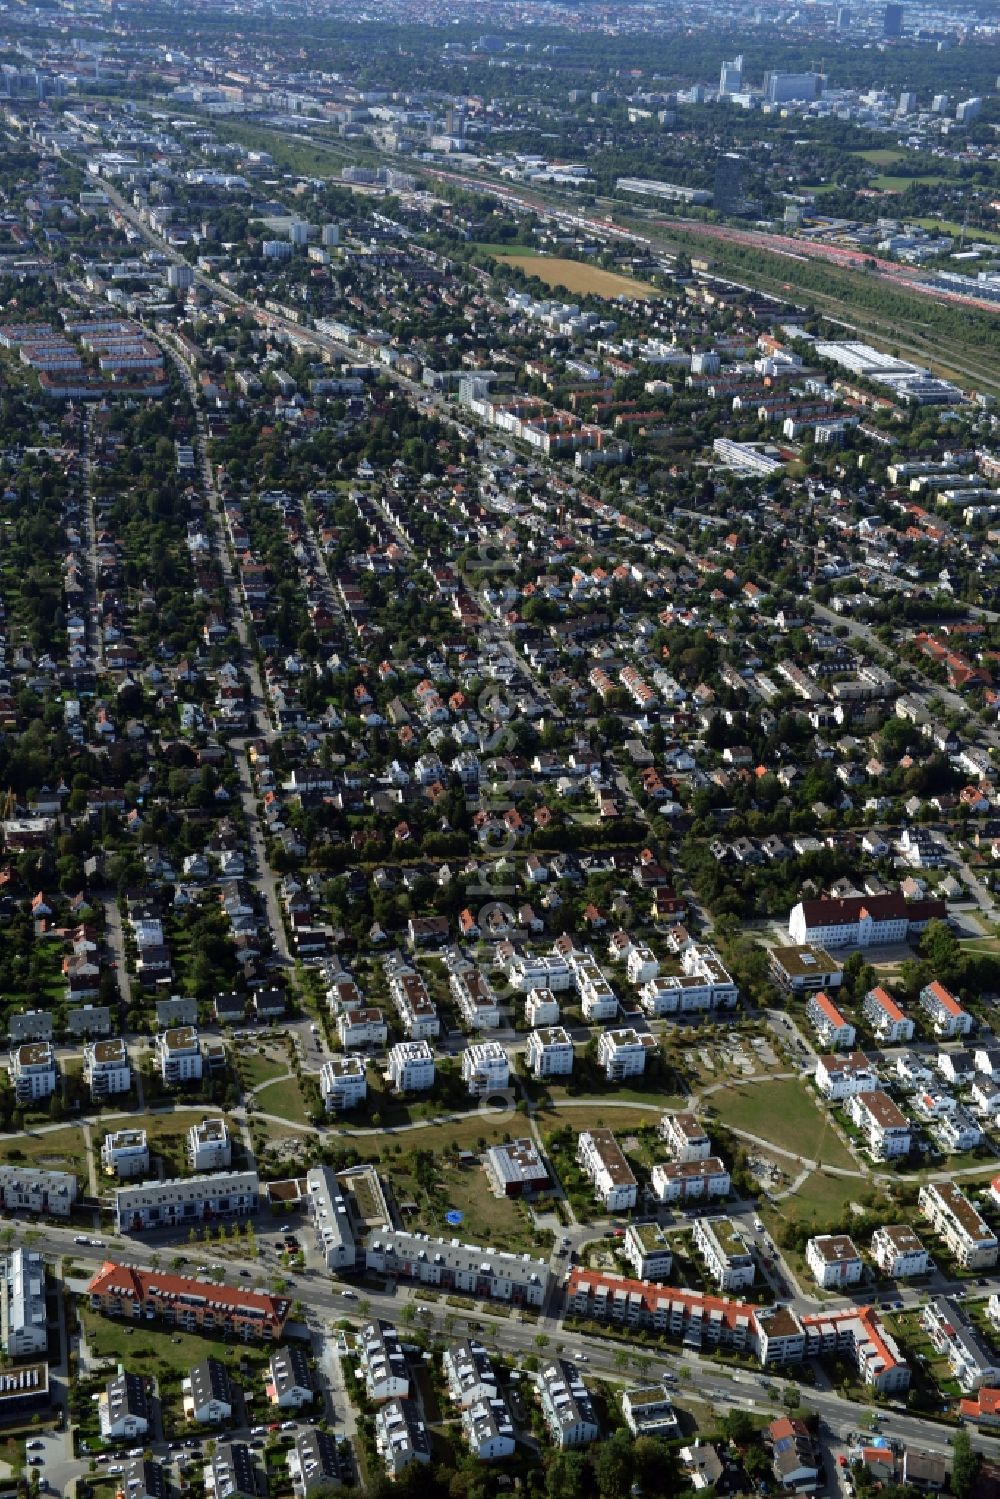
{"left": 596, "top": 1431, "right": 634, "bottom": 1499}
{"left": 952, "top": 1428, "right": 979, "bottom": 1499}
{"left": 546, "top": 1450, "right": 590, "bottom": 1499}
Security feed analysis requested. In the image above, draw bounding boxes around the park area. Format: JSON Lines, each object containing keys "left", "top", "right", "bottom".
{"left": 496, "top": 253, "right": 661, "bottom": 299}
{"left": 709, "top": 1077, "right": 857, "bottom": 1171}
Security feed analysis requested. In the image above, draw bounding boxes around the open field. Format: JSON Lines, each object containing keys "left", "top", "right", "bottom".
{"left": 911, "top": 217, "right": 1000, "bottom": 247}
{"left": 391, "top": 1156, "right": 540, "bottom": 1255}
{"left": 5, "top": 1125, "right": 90, "bottom": 1178}
{"left": 872, "top": 172, "right": 952, "bottom": 192}
{"left": 709, "top": 1078, "right": 857, "bottom": 1171}
{"left": 254, "top": 1076, "right": 311, "bottom": 1124}
{"left": 496, "top": 253, "right": 661, "bottom": 299}
{"left": 852, "top": 148, "right": 908, "bottom": 166}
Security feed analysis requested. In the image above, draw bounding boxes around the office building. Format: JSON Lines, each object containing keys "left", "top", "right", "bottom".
{"left": 883, "top": 3, "right": 903, "bottom": 37}
{"left": 718, "top": 56, "right": 744, "bottom": 96}
{"left": 713, "top": 154, "right": 745, "bottom": 215}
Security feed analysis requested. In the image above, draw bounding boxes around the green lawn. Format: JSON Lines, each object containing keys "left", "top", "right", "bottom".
{"left": 710, "top": 1078, "right": 857, "bottom": 1170}
{"left": 911, "top": 216, "right": 1000, "bottom": 246}
{"left": 240, "top": 1051, "right": 288, "bottom": 1090}
{"left": 2, "top": 1125, "right": 90, "bottom": 1178}
{"left": 391, "top": 1158, "right": 543, "bottom": 1256}
{"left": 851, "top": 147, "right": 908, "bottom": 166}
{"left": 254, "top": 1076, "right": 311, "bottom": 1125}
{"left": 81, "top": 1306, "right": 269, "bottom": 1381}
{"left": 872, "top": 173, "right": 951, "bottom": 191}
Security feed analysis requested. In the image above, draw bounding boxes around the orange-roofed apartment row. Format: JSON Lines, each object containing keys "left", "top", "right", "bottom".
{"left": 87, "top": 1262, "right": 290, "bottom": 1341}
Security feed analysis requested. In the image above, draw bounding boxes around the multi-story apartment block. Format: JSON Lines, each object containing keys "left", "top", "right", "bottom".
{"left": 650, "top": 1156, "right": 730, "bottom": 1203}
{"left": 155, "top": 1026, "right": 203, "bottom": 1085}
{"left": 577, "top": 1129, "right": 638, "bottom": 1211}
{"left": 0, "top": 1249, "right": 47, "bottom": 1356}
{"left": 83, "top": 1038, "right": 131, "bottom": 1100}
{"left": 524, "top": 988, "right": 560, "bottom": 1027}
{"left": 386, "top": 963, "right": 439, "bottom": 1040}
{"left": 814, "top": 1051, "right": 879, "bottom": 1100}
{"left": 923, "top": 1296, "right": 1000, "bottom": 1392}
{"left": 374, "top": 1398, "right": 430, "bottom": 1478}
{"left": 623, "top": 1222, "right": 673, "bottom": 1281}
{"left": 449, "top": 969, "right": 501, "bottom": 1030}
{"left": 919, "top": 1181, "right": 999, "bottom": 1269}
{"left": 365, "top": 1230, "right": 549, "bottom": 1306}
{"left": 805, "top": 991, "right": 856, "bottom": 1050}
{"left": 806, "top": 1234, "right": 863, "bottom": 1289}
{"left": 596, "top": 1028, "right": 656, "bottom": 1081}
{"left": 99, "top": 1372, "right": 150, "bottom": 1441}
{"left": 386, "top": 1040, "right": 435, "bottom": 1094}
{"left": 862, "top": 985, "right": 914, "bottom": 1044}
{"left": 659, "top": 1112, "right": 712, "bottom": 1162}
{"left": 88, "top": 1262, "right": 289, "bottom": 1341}
{"left": 320, "top": 1056, "right": 368, "bottom": 1111}
{"left": 566, "top": 1271, "right": 909, "bottom": 1393}
{"left": 870, "top": 1224, "right": 929, "bottom": 1279}
{"left": 187, "top": 1117, "right": 232, "bottom": 1172}
{"left": 101, "top": 1129, "right": 149, "bottom": 1180}
{"left": 659, "top": 1109, "right": 716, "bottom": 1163}
{"left": 624, "top": 940, "right": 659, "bottom": 986}
{"left": 768, "top": 944, "right": 843, "bottom": 995}
{"left": 461, "top": 1042, "right": 509, "bottom": 1098}
{"left": 919, "top": 980, "right": 973, "bottom": 1038}
{"left": 570, "top": 951, "right": 619, "bottom": 1021}
{"left": 336, "top": 1008, "right": 388, "bottom": 1050}
{"left": 443, "top": 1340, "right": 499, "bottom": 1408}
{"left": 357, "top": 1321, "right": 409, "bottom": 1404}
{"left": 505, "top": 952, "right": 573, "bottom": 993}
{"left": 525, "top": 1026, "right": 574, "bottom": 1077}
{"left": 847, "top": 1090, "right": 911, "bottom": 1160}
{"left": 0, "top": 1165, "right": 76, "bottom": 1217}
{"left": 693, "top": 1217, "right": 755, "bottom": 1291}
{"left": 461, "top": 1392, "right": 515, "bottom": 1462}
{"left": 537, "top": 1360, "right": 600, "bottom": 1449}
{"left": 8, "top": 1043, "right": 57, "bottom": 1103}
{"left": 638, "top": 944, "right": 737, "bottom": 1015}
{"left": 288, "top": 1427, "right": 350, "bottom": 1496}
{"left": 114, "top": 1171, "right": 259, "bottom": 1233}
{"left": 183, "top": 1357, "right": 234, "bottom": 1425}
{"left": 621, "top": 1385, "right": 680, "bottom": 1439}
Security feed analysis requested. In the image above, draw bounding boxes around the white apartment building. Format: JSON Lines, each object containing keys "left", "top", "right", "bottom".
{"left": 659, "top": 1112, "right": 712, "bottom": 1162}
{"left": 637, "top": 943, "right": 738, "bottom": 1015}
{"left": 814, "top": 1051, "right": 879, "bottom": 1100}
{"left": 155, "top": 1026, "right": 203, "bottom": 1084}
{"left": 870, "top": 1224, "right": 929, "bottom": 1279}
{"left": 537, "top": 1360, "right": 600, "bottom": 1449}
{"left": 625, "top": 942, "right": 659, "bottom": 985}
{"left": 461, "top": 1042, "right": 509, "bottom": 1097}
{"left": 114, "top": 1171, "right": 259, "bottom": 1233}
{"left": 919, "top": 1181, "right": 999, "bottom": 1269}
{"left": 525, "top": 1026, "right": 574, "bottom": 1078}
{"left": 576, "top": 1129, "right": 638, "bottom": 1211}
{"left": 806, "top": 1234, "right": 863, "bottom": 1289}
{"left": 650, "top": 1156, "right": 731, "bottom": 1204}
{"left": 693, "top": 1217, "right": 755, "bottom": 1291}
{"left": 0, "top": 1248, "right": 47, "bottom": 1356}
{"left": 597, "top": 1028, "right": 656, "bottom": 1081}
{"left": 623, "top": 1223, "right": 674, "bottom": 1281}
{"left": 0, "top": 1165, "right": 76, "bottom": 1217}
{"left": 847, "top": 1090, "right": 911, "bottom": 1160}
{"left": 357, "top": 1321, "right": 409, "bottom": 1403}
{"left": 862, "top": 985, "right": 914, "bottom": 1044}
{"left": 387, "top": 965, "right": 440, "bottom": 1040}
{"left": 449, "top": 969, "right": 501, "bottom": 1030}
{"left": 187, "top": 1117, "right": 232, "bottom": 1172}
{"left": 919, "top": 980, "right": 973, "bottom": 1039}
{"left": 570, "top": 951, "right": 619, "bottom": 1021}
{"left": 806, "top": 991, "right": 856, "bottom": 1050}
{"left": 320, "top": 1057, "right": 368, "bottom": 1111}
{"left": 386, "top": 1040, "right": 435, "bottom": 1094}
{"left": 524, "top": 989, "right": 560, "bottom": 1027}
{"left": 9, "top": 1042, "right": 57, "bottom": 1103}
{"left": 101, "top": 1128, "right": 149, "bottom": 1180}
{"left": 337, "top": 1008, "right": 388, "bottom": 1050}
{"left": 365, "top": 1230, "right": 549, "bottom": 1306}
{"left": 506, "top": 952, "right": 573, "bottom": 993}
{"left": 83, "top": 1037, "right": 131, "bottom": 1100}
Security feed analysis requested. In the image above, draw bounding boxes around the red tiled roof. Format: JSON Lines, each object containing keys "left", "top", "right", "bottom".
{"left": 86, "top": 1261, "right": 290, "bottom": 1323}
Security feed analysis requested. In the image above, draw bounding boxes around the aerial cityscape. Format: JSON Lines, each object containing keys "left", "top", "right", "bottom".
{"left": 3, "top": 1, "right": 1000, "bottom": 1498}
